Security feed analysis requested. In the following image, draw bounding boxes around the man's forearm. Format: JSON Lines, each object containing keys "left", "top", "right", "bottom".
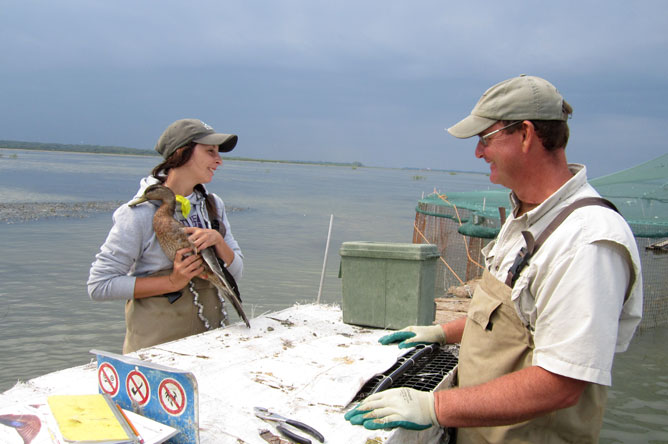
{"left": 443, "top": 317, "right": 467, "bottom": 344}
{"left": 434, "top": 365, "right": 588, "bottom": 427}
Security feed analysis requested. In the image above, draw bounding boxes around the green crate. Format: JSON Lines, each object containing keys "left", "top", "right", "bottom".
{"left": 339, "top": 241, "right": 440, "bottom": 329}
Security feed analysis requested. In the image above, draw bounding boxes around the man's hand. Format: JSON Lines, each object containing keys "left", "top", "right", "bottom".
{"left": 344, "top": 388, "right": 439, "bottom": 430}
{"left": 378, "top": 325, "right": 446, "bottom": 349}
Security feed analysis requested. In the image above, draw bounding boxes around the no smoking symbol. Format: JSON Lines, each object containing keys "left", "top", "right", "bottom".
{"left": 158, "top": 378, "right": 187, "bottom": 416}
{"left": 98, "top": 363, "right": 120, "bottom": 396}
{"left": 126, "top": 370, "right": 150, "bottom": 406}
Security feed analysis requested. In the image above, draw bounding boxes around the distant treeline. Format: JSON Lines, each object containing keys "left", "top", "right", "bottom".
{"left": 0, "top": 140, "right": 158, "bottom": 156}
{"left": 239, "top": 158, "right": 364, "bottom": 168}
{"left": 0, "top": 140, "right": 365, "bottom": 168}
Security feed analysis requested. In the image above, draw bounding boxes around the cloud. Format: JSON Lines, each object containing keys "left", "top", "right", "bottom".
{"left": 0, "top": 0, "right": 666, "bottom": 173}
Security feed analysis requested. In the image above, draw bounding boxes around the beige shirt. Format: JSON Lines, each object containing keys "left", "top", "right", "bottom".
{"left": 482, "top": 164, "right": 642, "bottom": 386}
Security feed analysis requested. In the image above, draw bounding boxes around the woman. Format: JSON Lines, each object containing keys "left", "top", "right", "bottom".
{"left": 88, "top": 118, "right": 244, "bottom": 353}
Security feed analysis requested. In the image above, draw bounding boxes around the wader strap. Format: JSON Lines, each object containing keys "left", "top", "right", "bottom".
{"left": 505, "top": 197, "right": 619, "bottom": 287}
{"left": 210, "top": 212, "right": 242, "bottom": 301}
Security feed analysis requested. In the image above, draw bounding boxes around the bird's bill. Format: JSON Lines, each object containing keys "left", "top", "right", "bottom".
{"left": 127, "top": 196, "right": 149, "bottom": 207}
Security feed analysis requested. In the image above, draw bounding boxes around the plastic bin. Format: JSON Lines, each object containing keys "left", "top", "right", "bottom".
{"left": 339, "top": 241, "right": 440, "bottom": 329}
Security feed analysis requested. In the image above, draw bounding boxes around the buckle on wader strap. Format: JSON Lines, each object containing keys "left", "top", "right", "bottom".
{"left": 165, "top": 291, "right": 182, "bottom": 304}
{"left": 505, "top": 232, "right": 535, "bottom": 288}
{"left": 503, "top": 197, "right": 620, "bottom": 288}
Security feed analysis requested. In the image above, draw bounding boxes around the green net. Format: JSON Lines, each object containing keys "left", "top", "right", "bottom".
{"left": 417, "top": 154, "right": 668, "bottom": 239}
{"left": 590, "top": 154, "right": 668, "bottom": 238}
{"left": 414, "top": 154, "right": 668, "bottom": 328}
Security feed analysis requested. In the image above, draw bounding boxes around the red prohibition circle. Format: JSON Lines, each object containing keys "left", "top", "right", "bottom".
{"left": 158, "top": 378, "right": 187, "bottom": 416}
{"left": 98, "top": 363, "right": 120, "bottom": 397}
{"left": 125, "top": 370, "right": 150, "bottom": 406}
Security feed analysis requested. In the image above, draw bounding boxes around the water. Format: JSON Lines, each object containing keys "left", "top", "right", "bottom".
{"left": 1, "top": 149, "right": 666, "bottom": 442}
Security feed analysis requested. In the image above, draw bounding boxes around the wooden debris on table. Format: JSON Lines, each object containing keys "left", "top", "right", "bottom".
{"left": 434, "top": 278, "right": 479, "bottom": 324}
{"left": 646, "top": 238, "right": 668, "bottom": 254}
{"left": 259, "top": 428, "right": 290, "bottom": 444}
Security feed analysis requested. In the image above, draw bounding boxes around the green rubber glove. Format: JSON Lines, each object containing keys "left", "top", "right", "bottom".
{"left": 344, "top": 387, "right": 438, "bottom": 431}
{"left": 378, "top": 325, "right": 446, "bottom": 349}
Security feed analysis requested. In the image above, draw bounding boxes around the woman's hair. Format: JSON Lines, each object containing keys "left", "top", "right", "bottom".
{"left": 151, "top": 142, "right": 226, "bottom": 236}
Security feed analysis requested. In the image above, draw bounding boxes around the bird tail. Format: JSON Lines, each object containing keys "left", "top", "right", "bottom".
{"left": 201, "top": 248, "right": 250, "bottom": 328}
{"left": 214, "top": 279, "right": 250, "bottom": 328}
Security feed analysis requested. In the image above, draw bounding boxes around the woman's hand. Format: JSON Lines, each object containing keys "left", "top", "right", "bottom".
{"left": 133, "top": 247, "right": 205, "bottom": 299}
{"left": 183, "top": 227, "right": 223, "bottom": 252}
{"left": 183, "top": 226, "right": 235, "bottom": 267}
{"left": 169, "top": 247, "right": 205, "bottom": 288}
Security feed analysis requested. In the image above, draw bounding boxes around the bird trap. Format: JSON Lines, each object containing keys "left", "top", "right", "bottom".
{"left": 351, "top": 344, "right": 458, "bottom": 403}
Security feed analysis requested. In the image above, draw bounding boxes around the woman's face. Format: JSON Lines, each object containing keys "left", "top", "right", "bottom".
{"left": 180, "top": 143, "right": 222, "bottom": 184}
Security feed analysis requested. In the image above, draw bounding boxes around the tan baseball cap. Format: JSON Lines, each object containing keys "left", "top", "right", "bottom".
{"left": 155, "top": 119, "right": 238, "bottom": 159}
{"left": 447, "top": 75, "right": 572, "bottom": 139}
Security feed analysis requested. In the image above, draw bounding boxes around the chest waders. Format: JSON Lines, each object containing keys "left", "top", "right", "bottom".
{"left": 123, "top": 272, "right": 228, "bottom": 354}
{"left": 123, "top": 205, "right": 235, "bottom": 354}
{"left": 456, "top": 198, "right": 617, "bottom": 444}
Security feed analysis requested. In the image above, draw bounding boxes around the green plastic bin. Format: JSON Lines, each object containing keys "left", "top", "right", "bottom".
{"left": 339, "top": 241, "right": 440, "bottom": 329}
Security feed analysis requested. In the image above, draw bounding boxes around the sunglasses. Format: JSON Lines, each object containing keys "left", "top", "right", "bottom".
{"left": 479, "top": 121, "right": 522, "bottom": 146}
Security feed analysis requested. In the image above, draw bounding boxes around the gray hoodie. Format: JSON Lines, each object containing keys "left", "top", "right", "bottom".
{"left": 87, "top": 176, "right": 243, "bottom": 301}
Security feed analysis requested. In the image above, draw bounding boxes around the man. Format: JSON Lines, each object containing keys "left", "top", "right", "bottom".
{"left": 345, "top": 75, "right": 643, "bottom": 443}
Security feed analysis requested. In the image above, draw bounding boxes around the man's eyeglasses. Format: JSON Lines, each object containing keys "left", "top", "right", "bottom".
{"left": 479, "top": 121, "right": 521, "bottom": 146}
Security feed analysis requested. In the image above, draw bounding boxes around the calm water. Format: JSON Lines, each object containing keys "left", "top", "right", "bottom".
{"left": 0, "top": 149, "right": 666, "bottom": 442}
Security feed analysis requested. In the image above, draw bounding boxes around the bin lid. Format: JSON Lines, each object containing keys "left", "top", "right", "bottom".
{"left": 339, "top": 241, "right": 440, "bottom": 260}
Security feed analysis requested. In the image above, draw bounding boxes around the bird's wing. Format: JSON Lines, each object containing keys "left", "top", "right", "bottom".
{"left": 201, "top": 248, "right": 250, "bottom": 328}
{"left": 153, "top": 217, "right": 194, "bottom": 261}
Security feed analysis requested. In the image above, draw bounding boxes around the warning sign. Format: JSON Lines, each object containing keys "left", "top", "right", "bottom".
{"left": 126, "top": 369, "right": 151, "bottom": 406}
{"left": 158, "top": 378, "right": 187, "bottom": 416}
{"left": 91, "top": 349, "right": 199, "bottom": 444}
{"left": 98, "top": 362, "right": 120, "bottom": 397}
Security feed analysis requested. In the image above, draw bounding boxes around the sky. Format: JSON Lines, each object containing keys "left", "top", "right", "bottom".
{"left": 1, "top": 1, "right": 667, "bottom": 177}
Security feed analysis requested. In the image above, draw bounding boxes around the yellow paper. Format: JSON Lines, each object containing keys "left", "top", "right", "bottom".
{"left": 47, "top": 394, "right": 131, "bottom": 442}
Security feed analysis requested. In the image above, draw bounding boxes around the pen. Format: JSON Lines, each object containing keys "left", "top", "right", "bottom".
{"left": 116, "top": 403, "right": 144, "bottom": 444}
{"left": 47, "top": 426, "right": 62, "bottom": 444}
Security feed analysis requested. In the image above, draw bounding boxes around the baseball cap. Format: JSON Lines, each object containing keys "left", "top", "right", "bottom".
{"left": 447, "top": 75, "right": 572, "bottom": 139}
{"left": 155, "top": 119, "right": 238, "bottom": 159}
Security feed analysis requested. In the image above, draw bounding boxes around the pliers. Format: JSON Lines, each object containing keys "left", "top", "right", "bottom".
{"left": 254, "top": 407, "right": 325, "bottom": 444}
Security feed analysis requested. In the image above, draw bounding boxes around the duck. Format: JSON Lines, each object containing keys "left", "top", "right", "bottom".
{"left": 129, "top": 183, "right": 250, "bottom": 328}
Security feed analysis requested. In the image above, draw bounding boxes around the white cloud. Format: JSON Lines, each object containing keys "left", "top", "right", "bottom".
{"left": 0, "top": 0, "right": 667, "bottom": 170}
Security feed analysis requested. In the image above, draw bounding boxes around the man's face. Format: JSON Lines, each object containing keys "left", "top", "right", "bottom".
{"left": 474, "top": 121, "right": 523, "bottom": 188}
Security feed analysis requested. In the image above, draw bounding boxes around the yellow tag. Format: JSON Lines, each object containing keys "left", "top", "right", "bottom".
{"left": 175, "top": 195, "right": 191, "bottom": 218}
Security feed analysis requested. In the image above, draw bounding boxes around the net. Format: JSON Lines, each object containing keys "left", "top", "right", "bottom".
{"left": 414, "top": 154, "right": 668, "bottom": 329}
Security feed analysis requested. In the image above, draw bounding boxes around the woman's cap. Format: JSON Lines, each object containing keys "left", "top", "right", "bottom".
{"left": 155, "top": 119, "right": 238, "bottom": 159}
{"left": 447, "top": 75, "right": 572, "bottom": 139}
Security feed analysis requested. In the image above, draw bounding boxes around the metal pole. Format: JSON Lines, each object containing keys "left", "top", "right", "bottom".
{"left": 317, "top": 214, "right": 334, "bottom": 304}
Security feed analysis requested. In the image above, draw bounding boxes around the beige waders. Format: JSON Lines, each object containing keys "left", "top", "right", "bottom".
{"left": 455, "top": 270, "right": 607, "bottom": 444}
{"left": 456, "top": 198, "right": 617, "bottom": 443}
{"left": 123, "top": 270, "right": 226, "bottom": 354}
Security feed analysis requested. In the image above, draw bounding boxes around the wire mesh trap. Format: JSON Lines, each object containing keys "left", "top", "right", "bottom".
{"left": 415, "top": 154, "right": 668, "bottom": 328}
{"left": 351, "top": 344, "right": 458, "bottom": 403}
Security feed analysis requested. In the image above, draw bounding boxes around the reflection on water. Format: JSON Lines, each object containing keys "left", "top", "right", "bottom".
{"left": 0, "top": 149, "right": 666, "bottom": 441}
{"left": 601, "top": 327, "right": 668, "bottom": 443}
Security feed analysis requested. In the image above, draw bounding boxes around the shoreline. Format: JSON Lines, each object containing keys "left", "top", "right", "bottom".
{"left": 0, "top": 146, "right": 489, "bottom": 175}
{"left": 0, "top": 201, "right": 248, "bottom": 224}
